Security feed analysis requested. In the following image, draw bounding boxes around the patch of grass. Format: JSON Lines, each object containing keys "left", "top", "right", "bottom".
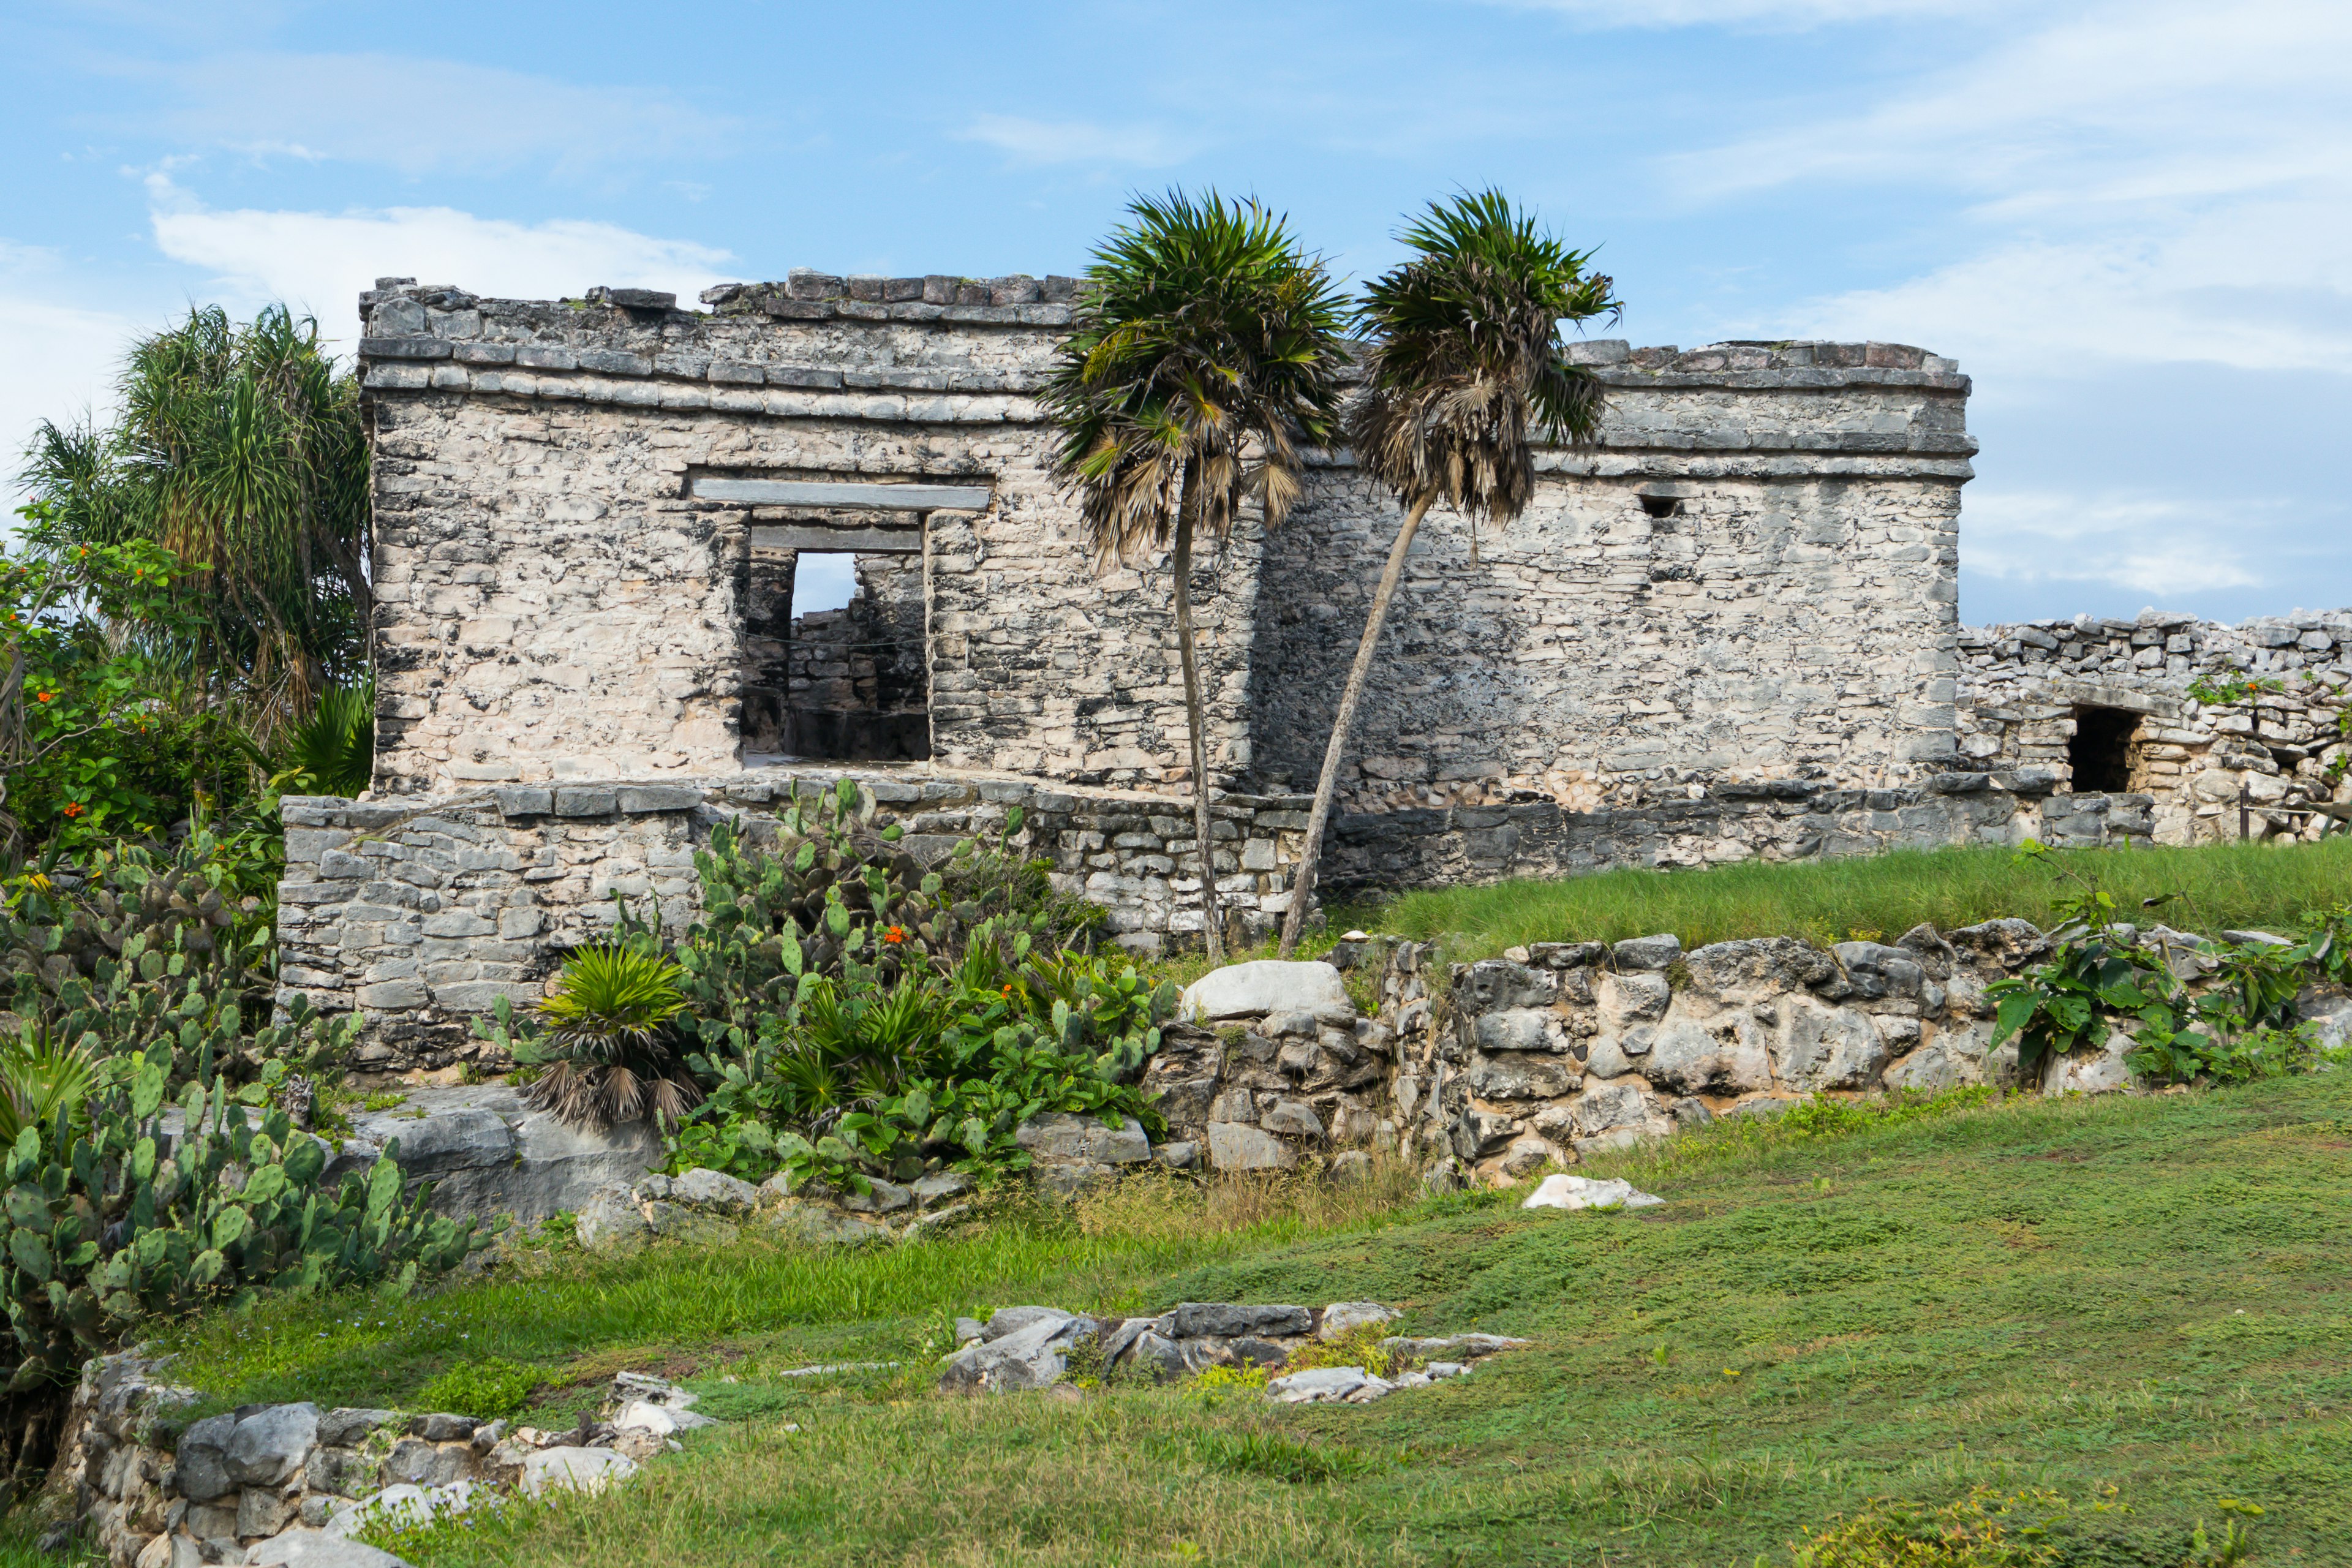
{"left": 154, "top": 1074, "right": 2352, "bottom": 1566}
{"left": 1174, "top": 1427, "right": 1385, "bottom": 1483}
{"left": 416, "top": 1357, "right": 542, "bottom": 1419}
{"left": 1330, "top": 839, "right": 2352, "bottom": 962}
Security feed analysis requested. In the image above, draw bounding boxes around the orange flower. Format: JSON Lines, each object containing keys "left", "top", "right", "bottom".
{"left": 34, "top": 692, "right": 51, "bottom": 703}
{"left": 62, "top": 802, "right": 85, "bottom": 819}
{"left": 882, "top": 925, "right": 907, "bottom": 945}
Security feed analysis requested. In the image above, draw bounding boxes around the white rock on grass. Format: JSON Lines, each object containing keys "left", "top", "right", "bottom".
{"left": 614, "top": 1400, "right": 717, "bottom": 1436}
{"left": 1521, "top": 1174, "right": 1664, "bottom": 1212}
{"left": 1178, "top": 962, "right": 1350, "bottom": 1023}
{"left": 1267, "top": 1366, "right": 1370, "bottom": 1403}
{"left": 938, "top": 1310, "right": 1098, "bottom": 1393}
{"left": 245, "top": 1529, "right": 415, "bottom": 1568}
{"left": 1319, "top": 1302, "right": 1401, "bottom": 1341}
{"left": 519, "top": 1446, "right": 639, "bottom": 1498}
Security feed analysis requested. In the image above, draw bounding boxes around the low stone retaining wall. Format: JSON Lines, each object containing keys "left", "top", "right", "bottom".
{"left": 48, "top": 1353, "right": 705, "bottom": 1568}
{"left": 277, "top": 762, "right": 2159, "bottom": 1074}
{"left": 278, "top": 769, "right": 1310, "bottom": 1074}
{"left": 1348, "top": 925, "right": 2352, "bottom": 1186}
{"left": 1319, "top": 773, "right": 2153, "bottom": 896}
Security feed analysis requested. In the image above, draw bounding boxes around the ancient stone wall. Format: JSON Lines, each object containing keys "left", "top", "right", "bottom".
{"left": 1958, "top": 608, "right": 2352, "bottom": 844}
{"left": 361, "top": 283, "right": 1973, "bottom": 812}
{"left": 1251, "top": 339, "right": 1973, "bottom": 809}
{"left": 1317, "top": 774, "right": 2151, "bottom": 894}
{"left": 278, "top": 771, "right": 1314, "bottom": 1074}
{"left": 361, "top": 275, "right": 1264, "bottom": 795}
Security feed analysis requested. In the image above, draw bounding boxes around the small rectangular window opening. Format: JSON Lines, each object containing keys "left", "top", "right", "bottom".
{"left": 1638, "top": 494, "right": 1681, "bottom": 519}
{"left": 741, "top": 546, "right": 930, "bottom": 763}
{"left": 2068, "top": 705, "right": 2140, "bottom": 793}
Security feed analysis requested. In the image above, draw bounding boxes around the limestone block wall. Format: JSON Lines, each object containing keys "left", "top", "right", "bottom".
{"left": 1368, "top": 924, "right": 2036, "bottom": 1182}
{"left": 1316, "top": 775, "right": 2152, "bottom": 895}
{"left": 1250, "top": 339, "right": 1972, "bottom": 810}
{"left": 362, "top": 286, "right": 1973, "bottom": 818}
{"left": 361, "top": 274, "right": 1264, "bottom": 794}
{"left": 278, "top": 771, "right": 1313, "bottom": 1074}
{"left": 1958, "top": 608, "right": 2352, "bottom": 843}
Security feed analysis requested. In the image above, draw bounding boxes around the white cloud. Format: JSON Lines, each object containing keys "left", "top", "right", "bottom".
{"left": 1961, "top": 489, "right": 2262, "bottom": 601}
{"left": 0, "top": 244, "right": 142, "bottom": 513}
{"left": 1688, "top": 1, "right": 2352, "bottom": 380}
{"left": 959, "top": 114, "right": 1196, "bottom": 168}
{"left": 141, "top": 52, "right": 733, "bottom": 178}
{"left": 146, "top": 181, "right": 736, "bottom": 338}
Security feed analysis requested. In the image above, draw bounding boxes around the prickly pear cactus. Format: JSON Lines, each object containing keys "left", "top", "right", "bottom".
{"left": 0, "top": 1042, "right": 483, "bottom": 1395}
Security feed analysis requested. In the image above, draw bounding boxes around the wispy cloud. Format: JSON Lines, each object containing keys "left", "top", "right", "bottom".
{"left": 1962, "top": 489, "right": 2263, "bottom": 603}
{"left": 0, "top": 243, "right": 143, "bottom": 509}
{"left": 1688, "top": 1, "right": 2352, "bottom": 380}
{"left": 128, "top": 52, "right": 734, "bottom": 178}
{"left": 959, "top": 114, "right": 1197, "bottom": 168}
{"left": 145, "top": 179, "right": 736, "bottom": 334}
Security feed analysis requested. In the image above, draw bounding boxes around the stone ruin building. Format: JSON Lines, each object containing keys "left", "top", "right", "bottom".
{"left": 279, "top": 269, "right": 2350, "bottom": 1074}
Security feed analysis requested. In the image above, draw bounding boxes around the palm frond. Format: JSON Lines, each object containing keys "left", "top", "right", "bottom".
{"left": 1349, "top": 189, "right": 1623, "bottom": 524}
{"left": 17, "top": 304, "right": 372, "bottom": 742}
{"left": 1041, "top": 190, "right": 1352, "bottom": 567}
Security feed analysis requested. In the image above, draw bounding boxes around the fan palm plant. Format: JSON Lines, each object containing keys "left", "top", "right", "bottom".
{"left": 271, "top": 677, "right": 377, "bottom": 798}
{"left": 522, "top": 943, "right": 703, "bottom": 1130}
{"left": 0, "top": 1028, "right": 99, "bottom": 1145}
{"left": 1278, "top": 191, "right": 1621, "bottom": 956}
{"left": 1042, "top": 191, "right": 1349, "bottom": 961}
{"left": 21, "top": 304, "right": 371, "bottom": 745}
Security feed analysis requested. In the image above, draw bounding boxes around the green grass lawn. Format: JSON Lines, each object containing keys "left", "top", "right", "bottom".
{"left": 1325, "top": 838, "right": 2352, "bottom": 964}
{"left": 166, "top": 1072, "right": 2352, "bottom": 1567}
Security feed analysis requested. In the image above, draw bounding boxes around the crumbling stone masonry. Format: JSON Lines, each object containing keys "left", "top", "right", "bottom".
{"left": 1959, "top": 609, "right": 2352, "bottom": 844}
{"left": 306, "top": 268, "right": 2216, "bottom": 1063}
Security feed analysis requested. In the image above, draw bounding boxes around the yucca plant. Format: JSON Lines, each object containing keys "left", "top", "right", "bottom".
{"left": 521, "top": 943, "right": 702, "bottom": 1130}
{"left": 271, "top": 677, "right": 375, "bottom": 797}
{"left": 0, "top": 1029, "right": 98, "bottom": 1144}
{"left": 1279, "top": 191, "right": 1621, "bottom": 955}
{"left": 1042, "top": 191, "right": 1350, "bottom": 960}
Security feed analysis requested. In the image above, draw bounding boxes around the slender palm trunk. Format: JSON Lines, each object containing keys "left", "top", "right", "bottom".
{"left": 1278, "top": 491, "right": 1438, "bottom": 957}
{"left": 1170, "top": 496, "right": 1226, "bottom": 963}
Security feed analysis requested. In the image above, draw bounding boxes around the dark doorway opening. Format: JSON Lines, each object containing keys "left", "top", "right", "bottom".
{"left": 2068, "top": 705, "right": 2140, "bottom": 792}
{"left": 741, "top": 546, "right": 930, "bottom": 763}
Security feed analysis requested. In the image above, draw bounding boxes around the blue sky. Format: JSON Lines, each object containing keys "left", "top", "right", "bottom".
{"left": 4, "top": 0, "right": 2346, "bottom": 628}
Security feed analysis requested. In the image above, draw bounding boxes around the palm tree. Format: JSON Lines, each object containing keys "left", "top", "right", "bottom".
{"left": 1278, "top": 191, "right": 1621, "bottom": 957}
{"left": 21, "top": 304, "right": 372, "bottom": 745}
{"left": 1044, "top": 192, "right": 1349, "bottom": 962}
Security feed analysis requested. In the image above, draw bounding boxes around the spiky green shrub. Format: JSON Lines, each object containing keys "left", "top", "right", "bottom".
{"left": 271, "top": 678, "right": 375, "bottom": 798}
{"left": 0, "top": 1032, "right": 98, "bottom": 1144}
{"left": 516, "top": 943, "right": 699, "bottom": 1131}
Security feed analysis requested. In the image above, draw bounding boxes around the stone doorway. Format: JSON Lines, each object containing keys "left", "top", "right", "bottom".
{"left": 2068, "top": 704, "right": 2142, "bottom": 792}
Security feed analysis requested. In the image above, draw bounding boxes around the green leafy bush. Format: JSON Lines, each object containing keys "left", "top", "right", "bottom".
{"left": 417, "top": 1357, "right": 541, "bottom": 1420}
{"left": 0, "top": 505, "right": 247, "bottom": 850}
{"left": 1985, "top": 852, "right": 2349, "bottom": 1088}
{"left": 637, "top": 781, "right": 1164, "bottom": 1191}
